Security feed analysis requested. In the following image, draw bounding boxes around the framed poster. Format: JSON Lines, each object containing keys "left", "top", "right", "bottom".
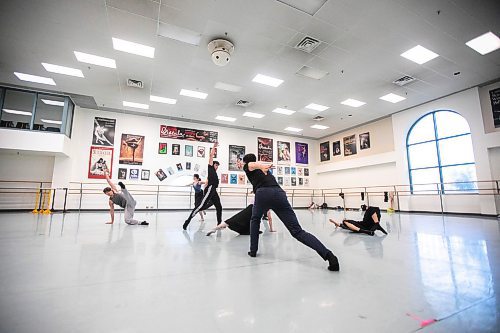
{"left": 285, "top": 167, "right": 290, "bottom": 175}
{"left": 167, "top": 167, "right": 174, "bottom": 175}
{"left": 257, "top": 137, "right": 273, "bottom": 162}
{"left": 92, "top": 117, "right": 115, "bottom": 147}
{"left": 158, "top": 142, "right": 167, "bottom": 154}
{"left": 277, "top": 176, "right": 283, "bottom": 185}
{"left": 291, "top": 167, "right": 296, "bottom": 175}
{"left": 197, "top": 146, "right": 206, "bottom": 158}
{"left": 489, "top": 88, "right": 500, "bottom": 128}
{"left": 229, "top": 145, "right": 245, "bottom": 171}
{"left": 155, "top": 169, "right": 167, "bottom": 181}
{"left": 129, "top": 169, "right": 139, "bottom": 180}
{"left": 332, "top": 141, "right": 341, "bottom": 156}
{"left": 284, "top": 177, "right": 290, "bottom": 186}
{"left": 172, "top": 144, "right": 180, "bottom": 155}
{"left": 295, "top": 142, "right": 309, "bottom": 165}
{"left": 186, "top": 162, "right": 191, "bottom": 170}
{"left": 298, "top": 167, "right": 303, "bottom": 176}
{"left": 277, "top": 141, "right": 291, "bottom": 164}
{"left": 176, "top": 163, "right": 183, "bottom": 171}
{"left": 119, "top": 134, "right": 145, "bottom": 165}
{"left": 230, "top": 174, "right": 237, "bottom": 184}
{"left": 221, "top": 174, "right": 229, "bottom": 184}
{"left": 304, "top": 168, "right": 309, "bottom": 176}
{"left": 185, "top": 145, "right": 193, "bottom": 157}
{"left": 118, "top": 168, "right": 127, "bottom": 180}
{"left": 160, "top": 125, "right": 218, "bottom": 143}
{"left": 291, "top": 177, "right": 297, "bottom": 186}
{"left": 141, "top": 169, "right": 150, "bottom": 180}
{"left": 88, "top": 146, "right": 113, "bottom": 179}
{"left": 343, "top": 135, "right": 357, "bottom": 156}
{"left": 359, "top": 132, "right": 370, "bottom": 150}
{"left": 320, "top": 141, "right": 330, "bottom": 162}
{"left": 238, "top": 174, "right": 246, "bottom": 185}
{"left": 277, "top": 166, "right": 283, "bottom": 175}
{"left": 299, "top": 178, "right": 303, "bottom": 186}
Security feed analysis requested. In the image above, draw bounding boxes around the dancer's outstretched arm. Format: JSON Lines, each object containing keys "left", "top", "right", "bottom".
{"left": 104, "top": 169, "right": 119, "bottom": 193}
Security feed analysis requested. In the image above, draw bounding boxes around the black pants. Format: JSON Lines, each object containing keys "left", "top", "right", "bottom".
{"left": 185, "top": 185, "right": 222, "bottom": 226}
{"left": 250, "top": 186, "right": 331, "bottom": 259}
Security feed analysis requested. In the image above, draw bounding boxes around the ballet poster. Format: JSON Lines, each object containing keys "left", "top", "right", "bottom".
{"left": 277, "top": 141, "right": 291, "bottom": 164}
{"left": 489, "top": 88, "right": 500, "bottom": 128}
{"left": 229, "top": 145, "right": 245, "bottom": 171}
{"left": 257, "top": 137, "right": 273, "bottom": 162}
{"left": 230, "top": 174, "right": 237, "bottom": 184}
{"left": 221, "top": 174, "right": 228, "bottom": 184}
{"left": 320, "top": 141, "right": 330, "bottom": 162}
{"left": 185, "top": 145, "right": 193, "bottom": 157}
{"left": 238, "top": 174, "right": 246, "bottom": 185}
{"left": 129, "top": 169, "right": 139, "bottom": 180}
{"left": 158, "top": 143, "right": 167, "bottom": 154}
{"left": 118, "top": 168, "right": 127, "bottom": 180}
{"left": 332, "top": 141, "right": 341, "bottom": 156}
{"left": 155, "top": 169, "right": 167, "bottom": 181}
{"left": 141, "top": 169, "right": 150, "bottom": 180}
{"left": 92, "top": 117, "right": 115, "bottom": 147}
{"left": 88, "top": 146, "right": 113, "bottom": 179}
{"left": 160, "top": 125, "right": 218, "bottom": 143}
{"left": 343, "top": 135, "right": 357, "bottom": 156}
{"left": 197, "top": 146, "right": 205, "bottom": 158}
{"left": 295, "top": 142, "right": 308, "bottom": 165}
{"left": 119, "top": 134, "right": 145, "bottom": 165}
{"left": 172, "top": 144, "right": 180, "bottom": 155}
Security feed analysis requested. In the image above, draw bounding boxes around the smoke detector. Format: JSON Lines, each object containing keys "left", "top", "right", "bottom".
{"left": 208, "top": 39, "right": 234, "bottom": 66}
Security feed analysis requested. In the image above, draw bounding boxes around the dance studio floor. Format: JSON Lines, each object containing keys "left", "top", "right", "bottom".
{"left": 0, "top": 209, "right": 498, "bottom": 333}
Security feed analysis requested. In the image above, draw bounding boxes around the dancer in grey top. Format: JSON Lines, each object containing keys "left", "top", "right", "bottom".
{"left": 103, "top": 170, "right": 148, "bottom": 225}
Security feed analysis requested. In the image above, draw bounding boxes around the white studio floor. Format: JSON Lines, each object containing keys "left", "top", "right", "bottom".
{"left": 0, "top": 209, "right": 498, "bottom": 333}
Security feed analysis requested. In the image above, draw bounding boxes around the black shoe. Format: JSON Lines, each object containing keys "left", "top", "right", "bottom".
{"left": 118, "top": 182, "right": 126, "bottom": 189}
{"left": 206, "top": 230, "right": 216, "bottom": 236}
{"left": 140, "top": 221, "right": 149, "bottom": 226}
{"left": 326, "top": 251, "right": 340, "bottom": 271}
{"left": 248, "top": 251, "right": 257, "bottom": 257}
{"left": 182, "top": 220, "right": 190, "bottom": 230}
{"left": 358, "top": 228, "right": 375, "bottom": 236}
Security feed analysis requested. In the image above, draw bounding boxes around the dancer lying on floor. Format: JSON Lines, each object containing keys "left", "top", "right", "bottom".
{"left": 206, "top": 204, "right": 275, "bottom": 236}
{"left": 329, "top": 206, "right": 387, "bottom": 235}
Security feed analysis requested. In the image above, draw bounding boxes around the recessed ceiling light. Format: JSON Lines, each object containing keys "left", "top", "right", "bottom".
{"left": 276, "top": 0, "right": 327, "bottom": 16}
{"left": 465, "top": 32, "right": 500, "bottom": 55}
{"left": 150, "top": 95, "right": 177, "bottom": 104}
{"left": 180, "top": 89, "right": 208, "bottom": 99}
{"left": 74, "top": 51, "right": 116, "bottom": 68}
{"left": 41, "top": 99, "right": 65, "bottom": 107}
{"left": 379, "top": 93, "right": 406, "bottom": 103}
{"left": 305, "top": 103, "right": 329, "bottom": 112}
{"left": 243, "top": 111, "right": 265, "bottom": 119}
{"left": 252, "top": 74, "right": 283, "bottom": 87}
{"left": 310, "top": 124, "right": 329, "bottom": 130}
{"left": 41, "top": 63, "right": 84, "bottom": 77}
{"left": 215, "top": 115, "right": 236, "bottom": 122}
{"left": 272, "top": 108, "right": 296, "bottom": 115}
{"left": 341, "top": 99, "right": 365, "bottom": 107}
{"left": 112, "top": 38, "right": 155, "bottom": 58}
{"left": 400, "top": 45, "right": 439, "bottom": 64}
{"left": 2, "top": 108, "right": 32, "bottom": 116}
{"left": 14, "top": 72, "right": 55, "bottom": 85}
{"left": 40, "top": 119, "right": 62, "bottom": 125}
{"left": 123, "top": 101, "right": 149, "bottom": 109}
{"left": 284, "top": 127, "right": 303, "bottom": 132}
{"left": 158, "top": 22, "right": 202, "bottom": 46}
{"left": 214, "top": 82, "right": 242, "bottom": 92}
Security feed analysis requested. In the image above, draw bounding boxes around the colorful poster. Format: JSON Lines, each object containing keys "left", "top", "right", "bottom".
{"left": 119, "top": 134, "right": 144, "bottom": 165}
{"left": 277, "top": 176, "right": 283, "bottom": 185}
{"left": 320, "top": 141, "right": 330, "bottom": 162}
{"left": 176, "top": 163, "right": 183, "bottom": 171}
{"left": 230, "top": 174, "right": 237, "bottom": 184}
{"left": 490, "top": 88, "right": 500, "bottom": 128}
{"left": 141, "top": 169, "right": 150, "bottom": 180}
{"left": 257, "top": 137, "right": 273, "bottom": 162}
{"left": 238, "top": 174, "right": 245, "bottom": 185}
{"left": 295, "top": 142, "right": 309, "bottom": 164}
{"left": 160, "top": 125, "right": 218, "bottom": 143}
{"left": 186, "top": 162, "right": 191, "bottom": 170}
{"left": 185, "top": 145, "right": 193, "bottom": 157}
{"left": 360, "top": 132, "right": 370, "bottom": 150}
{"left": 92, "top": 117, "right": 115, "bottom": 147}
{"left": 304, "top": 168, "right": 310, "bottom": 176}
{"left": 277, "top": 166, "right": 283, "bottom": 175}
{"left": 197, "top": 146, "right": 206, "bottom": 158}
{"left": 158, "top": 142, "right": 167, "bottom": 154}
{"left": 88, "top": 146, "right": 113, "bottom": 179}
{"left": 129, "top": 169, "right": 139, "bottom": 180}
{"left": 229, "top": 145, "right": 245, "bottom": 171}
{"left": 298, "top": 167, "right": 303, "bottom": 176}
{"left": 277, "top": 141, "right": 291, "bottom": 164}
{"left": 291, "top": 177, "right": 297, "bottom": 186}
{"left": 221, "top": 174, "right": 229, "bottom": 184}
{"left": 291, "top": 167, "right": 296, "bottom": 175}
{"left": 285, "top": 167, "right": 290, "bottom": 175}
{"left": 343, "top": 135, "right": 357, "bottom": 156}
{"left": 172, "top": 144, "right": 180, "bottom": 155}
{"left": 118, "top": 168, "right": 127, "bottom": 180}
{"left": 155, "top": 169, "right": 167, "bottom": 181}
{"left": 333, "top": 141, "right": 341, "bottom": 156}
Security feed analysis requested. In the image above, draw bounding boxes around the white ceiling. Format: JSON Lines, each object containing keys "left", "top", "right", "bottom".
{"left": 0, "top": 0, "right": 499, "bottom": 139}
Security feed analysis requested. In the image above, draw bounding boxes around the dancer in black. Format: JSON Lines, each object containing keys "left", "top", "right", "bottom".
{"left": 206, "top": 204, "right": 275, "bottom": 236}
{"left": 240, "top": 153, "right": 339, "bottom": 271}
{"left": 329, "top": 206, "right": 387, "bottom": 235}
{"left": 183, "top": 143, "right": 222, "bottom": 230}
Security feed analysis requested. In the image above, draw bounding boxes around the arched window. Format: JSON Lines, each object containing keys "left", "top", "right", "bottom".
{"left": 406, "top": 110, "right": 477, "bottom": 193}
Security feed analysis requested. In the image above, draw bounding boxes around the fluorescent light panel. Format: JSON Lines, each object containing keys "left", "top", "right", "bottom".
{"left": 41, "top": 63, "right": 84, "bottom": 77}
{"left": 150, "top": 95, "right": 177, "bottom": 104}
{"left": 74, "top": 51, "right": 116, "bottom": 68}
{"left": 214, "top": 82, "right": 242, "bottom": 92}
{"left": 272, "top": 108, "right": 295, "bottom": 115}
{"left": 14, "top": 72, "right": 55, "bottom": 85}
{"left": 158, "top": 22, "right": 202, "bottom": 46}
{"left": 41, "top": 99, "right": 65, "bottom": 107}
{"left": 252, "top": 74, "right": 283, "bottom": 87}
{"left": 465, "top": 32, "right": 500, "bottom": 55}
{"left": 2, "top": 109, "right": 32, "bottom": 116}
{"left": 123, "top": 101, "right": 149, "bottom": 110}
{"left": 341, "top": 98, "right": 365, "bottom": 107}
{"left": 41, "top": 119, "right": 62, "bottom": 124}
{"left": 310, "top": 124, "right": 329, "bottom": 130}
{"left": 215, "top": 115, "right": 236, "bottom": 122}
{"left": 306, "top": 103, "right": 329, "bottom": 111}
{"left": 112, "top": 38, "right": 155, "bottom": 58}
{"left": 379, "top": 93, "right": 406, "bottom": 103}
{"left": 400, "top": 45, "right": 439, "bottom": 64}
{"left": 179, "top": 89, "right": 208, "bottom": 99}
{"left": 284, "top": 127, "right": 303, "bottom": 132}
{"left": 243, "top": 111, "right": 265, "bottom": 119}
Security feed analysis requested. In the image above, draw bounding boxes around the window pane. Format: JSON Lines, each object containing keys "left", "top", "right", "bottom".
{"left": 407, "top": 114, "right": 435, "bottom": 144}
{"left": 442, "top": 164, "right": 478, "bottom": 192}
{"left": 435, "top": 111, "right": 470, "bottom": 138}
{"left": 411, "top": 167, "right": 440, "bottom": 193}
{"left": 34, "top": 94, "right": 64, "bottom": 132}
{"left": 408, "top": 141, "right": 438, "bottom": 169}
{"left": 438, "top": 134, "right": 475, "bottom": 166}
{"left": 1, "top": 89, "right": 35, "bottom": 129}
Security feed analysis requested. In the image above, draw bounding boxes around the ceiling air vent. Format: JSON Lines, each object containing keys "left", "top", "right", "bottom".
{"left": 235, "top": 100, "right": 253, "bottom": 107}
{"left": 392, "top": 75, "right": 416, "bottom": 86}
{"left": 295, "top": 36, "right": 321, "bottom": 53}
{"left": 127, "top": 79, "right": 144, "bottom": 89}
{"left": 313, "top": 115, "right": 325, "bottom": 121}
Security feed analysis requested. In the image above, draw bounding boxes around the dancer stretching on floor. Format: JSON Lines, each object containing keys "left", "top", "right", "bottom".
{"left": 183, "top": 142, "right": 222, "bottom": 230}
{"left": 103, "top": 170, "right": 148, "bottom": 225}
{"left": 329, "top": 206, "right": 387, "bottom": 235}
{"left": 206, "top": 204, "right": 275, "bottom": 236}
{"left": 239, "top": 154, "right": 339, "bottom": 271}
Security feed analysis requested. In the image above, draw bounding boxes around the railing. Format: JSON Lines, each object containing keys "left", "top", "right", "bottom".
{"left": 0, "top": 179, "right": 498, "bottom": 215}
